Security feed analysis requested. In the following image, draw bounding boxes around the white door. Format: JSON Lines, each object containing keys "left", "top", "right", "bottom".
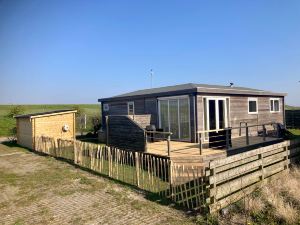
{"left": 204, "top": 97, "right": 229, "bottom": 131}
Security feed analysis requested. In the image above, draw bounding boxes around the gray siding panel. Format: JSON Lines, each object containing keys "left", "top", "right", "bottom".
{"left": 196, "top": 95, "right": 284, "bottom": 136}
{"left": 107, "top": 116, "right": 145, "bottom": 151}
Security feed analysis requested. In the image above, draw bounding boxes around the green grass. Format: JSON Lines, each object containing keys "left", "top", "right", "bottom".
{"left": 285, "top": 105, "right": 300, "bottom": 110}
{"left": 289, "top": 129, "right": 300, "bottom": 136}
{"left": 0, "top": 104, "right": 100, "bottom": 137}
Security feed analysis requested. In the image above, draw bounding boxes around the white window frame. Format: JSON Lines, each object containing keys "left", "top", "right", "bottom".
{"left": 103, "top": 103, "right": 109, "bottom": 112}
{"left": 127, "top": 101, "right": 135, "bottom": 115}
{"left": 203, "top": 96, "right": 230, "bottom": 131}
{"left": 270, "top": 98, "right": 280, "bottom": 113}
{"left": 248, "top": 97, "right": 258, "bottom": 114}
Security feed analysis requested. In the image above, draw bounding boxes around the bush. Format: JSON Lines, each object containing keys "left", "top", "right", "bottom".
{"left": 8, "top": 105, "right": 25, "bottom": 118}
{"left": 72, "top": 105, "right": 85, "bottom": 117}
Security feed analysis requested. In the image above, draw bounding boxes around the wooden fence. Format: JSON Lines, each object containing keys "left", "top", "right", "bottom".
{"left": 34, "top": 136, "right": 300, "bottom": 213}
{"left": 206, "top": 139, "right": 300, "bottom": 213}
{"left": 286, "top": 110, "right": 300, "bottom": 129}
{"left": 34, "top": 136, "right": 207, "bottom": 210}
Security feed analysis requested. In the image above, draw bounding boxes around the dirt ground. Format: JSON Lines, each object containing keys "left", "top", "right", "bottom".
{"left": 0, "top": 143, "right": 196, "bottom": 225}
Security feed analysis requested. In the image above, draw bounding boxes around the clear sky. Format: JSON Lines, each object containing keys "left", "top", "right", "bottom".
{"left": 0, "top": 0, "right": 299, "bottom": 105}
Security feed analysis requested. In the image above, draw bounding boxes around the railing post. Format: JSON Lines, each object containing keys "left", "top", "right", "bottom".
{"left": 225, "top": 128, "right": 230, "bottom": 150}
{"left": 246, "top": 126, "right": 249, "bottom": 146}
{"left": 199, "top": 133, "right": 202, "bottom": 155}
{"left": 239, "top": 122, "right": 242, "bottom": 136}
{"left": 167, "top": 134, "right": 171, "bottom": 156}
{"left": 262, "top": 125, "right": 266, "bottom": 141}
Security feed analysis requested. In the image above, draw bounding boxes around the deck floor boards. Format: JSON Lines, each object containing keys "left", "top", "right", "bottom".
{"left": 146, "top": 136, "right": 280, "bottom": 160}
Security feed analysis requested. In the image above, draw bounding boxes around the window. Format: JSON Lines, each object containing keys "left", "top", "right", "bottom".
{"left": 248, "top": 98, "right": 258, "bottom": 114}
{"left": 103, "top": 104, "right": 109, "bottom": 112}
{"left": 127, "top": 102, "right": 134, "bottom": 115}
{"left": 270, "top": 98, "right": 280, "bottom": 112}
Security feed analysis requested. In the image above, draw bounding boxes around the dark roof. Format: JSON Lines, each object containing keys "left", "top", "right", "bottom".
{"left": 14, "top": 109, "right": 77, "bottom": 119}
{"left": 98, "top": 83, "right": 286, "bottom": 102}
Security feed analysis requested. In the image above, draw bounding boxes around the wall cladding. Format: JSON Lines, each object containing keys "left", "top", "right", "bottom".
{"left": 107, "top": 115, "right": 146, "bottom": 152}
{"left": 196, "top": 95, "right": 284, "bottom": 137}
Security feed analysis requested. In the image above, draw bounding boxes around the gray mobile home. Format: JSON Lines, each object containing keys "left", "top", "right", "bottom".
{"left": 98, "top": 83, "right": 285, "bottom": 150}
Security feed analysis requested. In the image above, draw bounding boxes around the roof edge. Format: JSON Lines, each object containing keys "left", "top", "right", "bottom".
{"left": 14, "top": 110, "right": 77, "bottom": 119}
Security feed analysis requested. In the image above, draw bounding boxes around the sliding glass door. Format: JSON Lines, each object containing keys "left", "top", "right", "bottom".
{"left": 158, "top": 97, "right": 190, "bottom": 140}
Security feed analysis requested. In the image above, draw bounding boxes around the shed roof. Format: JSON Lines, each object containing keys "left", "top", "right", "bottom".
{"left": 98, "top": 83, "right": 286, "bottom": 102}
{"left": 14, "top": 109, "right": 77, "bottom": 119}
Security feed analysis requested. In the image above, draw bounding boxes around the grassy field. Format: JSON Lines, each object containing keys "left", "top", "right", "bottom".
{"left": 0, "top": 143, "right": 195, "bottom": 225}
{"left": 286, "top": 105, "right": 300, "bottom": 110}
{"left": 0, "top": 104, "right": 100, "bottom": 137}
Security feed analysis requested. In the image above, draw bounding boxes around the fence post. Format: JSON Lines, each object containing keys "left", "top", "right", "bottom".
{"left": 144, "top": 131, "right": 148, "bottom": 153}
{"left": 169, "top": 160, "right": 173, "bottom": 198}
{"left": 135, "top": 151, "right": 140, "bottom": 187}
{"left": 108, "top": 147, "right": 111, "bottom": 177}
{"left": 199, "top": 133, "right": 202, "bottom": 155}
{"left": 259, "top": 153, "right": 264, "bottom": 182}
{"left": 167, "top": 134, "right": 171, "bottom": 156}
{"left": 210, "top": 165, "right": 216, "bottom": 205}
{"left": 285, "top": 145, "right": 289, "bottom": 170}
{"left": 73, "top": 141, "right": 77, "bottom": 164}
{"left": 246, "top": 126, "right": 249, "bottom": 146}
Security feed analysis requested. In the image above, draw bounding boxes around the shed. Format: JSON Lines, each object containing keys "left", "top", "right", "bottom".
{"left": 15, "top": 109, "right": 77, "bottom": 149}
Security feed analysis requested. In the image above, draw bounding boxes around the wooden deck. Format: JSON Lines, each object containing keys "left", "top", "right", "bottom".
{"left": 146, "top": 136, "right": 281, "bottom": 162}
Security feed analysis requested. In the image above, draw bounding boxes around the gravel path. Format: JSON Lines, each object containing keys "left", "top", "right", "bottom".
{"left": 0, "top": 143, "right": 196, "bottom": 225}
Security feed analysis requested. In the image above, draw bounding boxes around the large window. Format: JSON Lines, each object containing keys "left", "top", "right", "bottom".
{"left": 127, "top": 102, "right": 135, "bottom": 115}
{"left": 248, "top": 98, "right": 258, "bottom": 114}
{"left": 270, "top": 98, "right": 280, "bottom": 112}
{"left": 158, "top": 97, "right": 190, "bottom": 140}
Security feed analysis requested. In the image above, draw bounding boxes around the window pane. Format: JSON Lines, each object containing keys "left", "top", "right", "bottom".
{"left": 169, "top": 100, "right": 179, "bottom": 139}
{"left": 159, "top": 100, "right": 169, "bottom": 132}
{"left": 274, "top": 100, "right": 279, "bottom": 111}
{"left": 128, "top": 103, "right": 134, "bottom": 115}
{"left": 209, "top": 100, "right": 216, "bottom": 130}
{"left": 270, "top": 100, "right": 274, "bottom": 111}
{"left": 218, "top": 100, "right": 225, "bottom": 129}
{"left": 249, "top": 101, "right": 257, "bottom": 113}
{"left": 179, "top": 98, "right": 189, "bottom": 139}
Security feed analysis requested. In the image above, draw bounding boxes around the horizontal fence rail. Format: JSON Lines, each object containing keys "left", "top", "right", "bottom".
{"left": 206, "top": 139, "right": 300, "bottom": 213}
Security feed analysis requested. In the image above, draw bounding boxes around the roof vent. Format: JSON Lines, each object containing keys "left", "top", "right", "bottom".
{"left": 229, "top": 82, "right": 234, "bottom": 87}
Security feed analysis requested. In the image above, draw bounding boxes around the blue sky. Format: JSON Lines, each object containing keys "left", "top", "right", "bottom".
{"left": 0, "top": 0, "right": 299, "bottom": 105}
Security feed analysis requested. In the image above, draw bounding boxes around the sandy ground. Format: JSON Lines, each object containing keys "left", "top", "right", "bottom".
{"left": 0, "top": 143, "right": 196, "bottom": 225}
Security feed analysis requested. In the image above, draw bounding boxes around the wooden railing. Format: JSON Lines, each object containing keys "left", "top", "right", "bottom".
{"left": 197, "top": 122, "right": 283, "bottom": 154}
{"left": 145, "top": 130, "right": 172, "bottom": 156}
